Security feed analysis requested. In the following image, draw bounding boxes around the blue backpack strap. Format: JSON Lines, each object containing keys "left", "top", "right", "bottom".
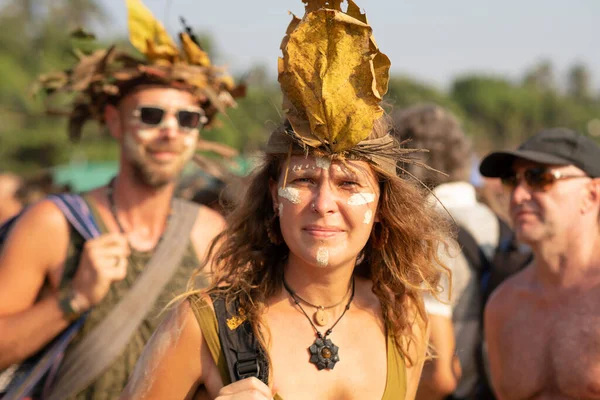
{"left": 3, "top": 194, "right": 99, "bottom": 400}
{"left": 0, "top": 194, "right": 100, "bottom": 246}
{"left": 46, "top": 194, "right": 101, "bottom": 241}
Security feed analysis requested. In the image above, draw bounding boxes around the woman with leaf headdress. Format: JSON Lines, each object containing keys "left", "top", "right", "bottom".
{"left": 121, "top": 1, "right": 450, "bottom": 399}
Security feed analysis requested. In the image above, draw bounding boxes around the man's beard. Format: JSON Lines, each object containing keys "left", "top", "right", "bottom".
{"left": 123, "top": 133, "right": 196, "bottom": 188}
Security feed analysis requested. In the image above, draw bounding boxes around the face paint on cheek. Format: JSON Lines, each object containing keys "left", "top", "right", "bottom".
{"left": 182, "top": 132, "right": 197, "bottom": 148}
{"left": 364, "top": 209, "right": 373, "bottom": 224}
{"left": 136, "top": 128, "right": 156, "bottom": 141}
{"left": 278, "top": 187, "right": 301, "bottom": 204}
{"left": 278, "top": 202, "right": 284, "bottom": 216}
{"left": 348, "top": 192, "right": 376, "bottom": 206}
{"left": 316, "top": 247, "right": 329, "bottom": 267}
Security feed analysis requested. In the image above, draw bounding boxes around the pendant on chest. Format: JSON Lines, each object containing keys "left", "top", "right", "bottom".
{"left": 314, "top": 307, "right": 328, "bottom": 326}
{"left": 309, "top": 337, "right": 339, "bottom": 370}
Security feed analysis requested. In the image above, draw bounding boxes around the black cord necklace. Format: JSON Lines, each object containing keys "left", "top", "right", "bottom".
{"left": 282, "top": 276, "right": 355, "bottom": 370}
{"left": 107, "top": 178, "right": 171, "bottom": 251}
{"left": 286, "top": 279, "right": 352, "bottom": 327}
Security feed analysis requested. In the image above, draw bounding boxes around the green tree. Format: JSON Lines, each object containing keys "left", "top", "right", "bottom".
{"left": 567, "top": 64, "right": 592, "bottom": 101}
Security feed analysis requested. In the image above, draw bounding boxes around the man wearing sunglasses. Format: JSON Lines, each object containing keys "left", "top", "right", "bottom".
{"left": 0, "top": 2, "right": 244, "bottom": 399}
{"left": 479, "top": 127, "right": 600, "bottom": 400}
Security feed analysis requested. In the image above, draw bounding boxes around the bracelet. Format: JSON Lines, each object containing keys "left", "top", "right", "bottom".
{"left": 58, "top": 286, "right": 82, "bottom": 322}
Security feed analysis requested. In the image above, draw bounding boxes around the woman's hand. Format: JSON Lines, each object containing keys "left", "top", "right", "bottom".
{"left": 216, "top": 378, "right": 275, "bottom": 400}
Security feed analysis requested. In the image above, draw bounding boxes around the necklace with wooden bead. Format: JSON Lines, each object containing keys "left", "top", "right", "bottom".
{"left": 282, "top": 278, "right": 353, "bottom": 327}
{"left": 282, "top": 277, "right": 355, "bottom": 370}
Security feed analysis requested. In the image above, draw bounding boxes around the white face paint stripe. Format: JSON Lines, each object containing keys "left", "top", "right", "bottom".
{"left": 316, "top": 247, "right": 329, "bottom": 267}
{"left": 315, "top": 157, "right": 331, "bottom": 170}
{"left": 278, "top": 187, "right": 301, "bottom": 204}
{"left": 364, "top": 209, "right": 373, "bottom": 224}
{"left": 278, "top": 202, "right": 284, "bottom": 216}
{"left": 347, "top": 192, "right": 376, "bottom": 205}
{"left": 136, "top": 129, "right": 156, "bottom": 141}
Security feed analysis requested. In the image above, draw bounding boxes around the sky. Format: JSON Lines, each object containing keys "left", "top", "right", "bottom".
{"left": 97, "top": 0, "right": 600, "bottom": 92}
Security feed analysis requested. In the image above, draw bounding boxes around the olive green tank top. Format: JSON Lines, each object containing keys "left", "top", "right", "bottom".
{"left": 188, "top": 295, "right": 407, "bottom": 400}
{"left": 59, "top": 197, "right": 208, "bottom": 400}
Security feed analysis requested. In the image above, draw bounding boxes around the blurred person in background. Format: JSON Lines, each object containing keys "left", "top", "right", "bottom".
{"left": 0, "top": 1, "right": 243, "bottom": 398}
{"left": 481, "top": 128, "right": 600, "bottom": 400}
{"left": 393, "top": 104, "right": 505, "bottom": 400}
{"left": 0, "top": 173, "right": 23, "bottom": 225}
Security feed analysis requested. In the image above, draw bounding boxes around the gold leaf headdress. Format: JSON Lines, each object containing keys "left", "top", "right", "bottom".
{"left": 265, "top": 0, "right": 427, "bottom": 177}
{"left": 35, "top": 0, "right": 245, "bottom": 141}
{"left": 278, "top": 0, "right": 391, "bottom": 153}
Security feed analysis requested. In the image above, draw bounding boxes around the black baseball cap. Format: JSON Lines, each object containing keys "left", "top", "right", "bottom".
{"left": 480, "top": 128, "right": 600, "bottom": 178}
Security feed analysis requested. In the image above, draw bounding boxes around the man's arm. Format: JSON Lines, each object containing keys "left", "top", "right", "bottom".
{"left": 119, "top": 301, "right": 204, "bottom": 399}
{"left": 0, "top": 200, "right": 129, "bottom": 368}
{"left": 416, "top": 314, "right": 461, "bottom": 400}
{"left": 0, "top": 201, "right": 74, "bottom": 367}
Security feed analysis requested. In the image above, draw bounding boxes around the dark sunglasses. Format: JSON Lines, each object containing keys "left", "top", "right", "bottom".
{"left": 501, "top": 167, "right": 588, "bottom": 191}
{"left": 133, "top": 105, "right": 207, "bottom": 130}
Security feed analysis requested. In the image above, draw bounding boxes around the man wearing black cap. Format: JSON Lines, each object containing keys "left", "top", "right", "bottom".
{"left": 480, "top": 127, "right": 600, "bottom": 399}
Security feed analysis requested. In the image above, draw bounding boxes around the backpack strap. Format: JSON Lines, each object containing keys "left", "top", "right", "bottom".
{"left": 210, "top": 293, "right": 269, "bottom": 385}
{"left": 2, "top": 194, "right": 100, "bottom": 400}
{"left": 47, "top": 194, "right": 101, "bottom": 240}
{"left": 188, "top": 295, "right": 231, "bottom": 385}
{"left": 46, "top": 198, "right": 199, "bottom": 400}
{"left": 0, "top": 194, "right": 99, "bottom": 247}
{"left": 456, "top": 224, "right": 491, "bottom": 280}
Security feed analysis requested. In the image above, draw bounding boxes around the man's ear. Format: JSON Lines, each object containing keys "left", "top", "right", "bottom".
{"left": 104, "top": 104, "right": 122, "bottom": 140}
{"left": 582, "top": 178, "right": 600, "bottom": 214}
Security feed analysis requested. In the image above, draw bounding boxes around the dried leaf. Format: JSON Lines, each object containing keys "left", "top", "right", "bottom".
{"left": 126, "top": 0, "right": 178, "bottom": 59}
{"left": 180, "top": 32, "right": 211, "bottom": 66}
{"left": 279, "top": 7, "right": 390, "bottom": 152}
{"left": 70, "top": 27, "right": 96, "bottom": 40}
{"left": 69, "top": 49, "right": 109, "bottom": 91}
{"left": 144, "top": 39, "right": 179, "bottom": 64}
{"left": 279, "top": 13, "right": 301, "bottom": 52}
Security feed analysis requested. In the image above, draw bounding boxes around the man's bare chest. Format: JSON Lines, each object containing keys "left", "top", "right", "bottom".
{"left": 498, "top": 296, "right": 600, "bottom": 399}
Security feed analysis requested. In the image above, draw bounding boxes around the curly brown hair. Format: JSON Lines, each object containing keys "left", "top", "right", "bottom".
{"left": 185, "top": 117, "right": 451, "bottom": 367}
{"left": 392, "top": 104, "right": 472, "bottom": 188}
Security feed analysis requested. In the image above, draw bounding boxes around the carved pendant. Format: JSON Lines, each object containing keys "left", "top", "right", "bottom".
{"left": 308, "top": 337, "right": 340, "bottom": 370}
{"left": 314, "top": 307, "right": 328, "bottom": 326}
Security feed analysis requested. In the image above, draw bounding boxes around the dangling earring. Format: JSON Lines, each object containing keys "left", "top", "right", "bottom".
{"left": 266, "top": 212, "right": 283, "bottom": 245}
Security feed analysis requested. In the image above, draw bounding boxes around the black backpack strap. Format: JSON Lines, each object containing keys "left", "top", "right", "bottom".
{"left": 210, "top": 293, "right": 269, "bottom": 385}
{"left": 456, "top": 224, "right": 491, "bottom": 280}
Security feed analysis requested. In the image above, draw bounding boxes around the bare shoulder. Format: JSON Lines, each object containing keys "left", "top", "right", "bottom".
{"left": 485, "top": 266, "right": 533, "bottom": 321}
{"left": 1, "top": 199, "right": 71, "bottom": 271}
{"left": 121, "top": 298, "right": 207, "bottom": 399}
{"left": 0, "top": 199, "right": 72, "bottom": 311}
{"left": 16, "top": 199, "right": 71, "bottom": 232}
{"left": 193, "top": 206, "right": 226, "bottom": 237}
{"left": 190, "top": 206, "right": 226, "bottom": 263}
